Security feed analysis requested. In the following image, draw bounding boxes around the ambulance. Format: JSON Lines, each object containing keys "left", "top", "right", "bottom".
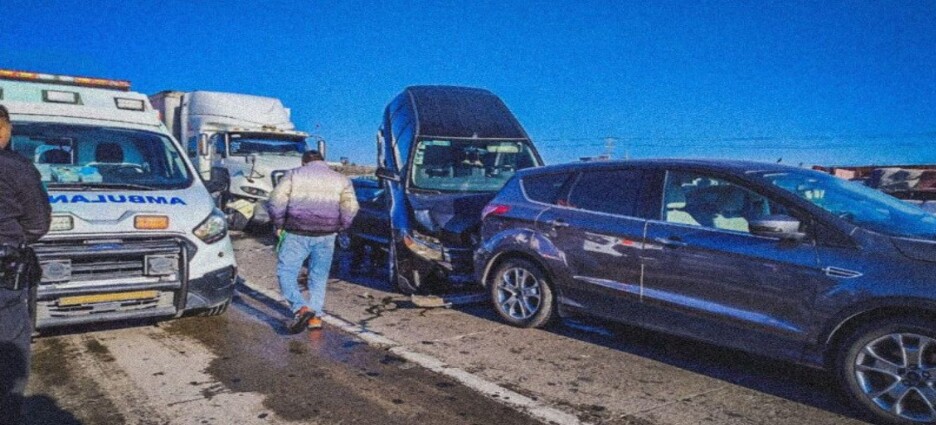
{"left": 0, "top": 69, "right": 236, "bottom": 329}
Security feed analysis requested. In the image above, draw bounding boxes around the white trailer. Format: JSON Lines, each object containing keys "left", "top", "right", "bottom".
{"left": 149, "top": 91, "right": 325, "bottom": 229}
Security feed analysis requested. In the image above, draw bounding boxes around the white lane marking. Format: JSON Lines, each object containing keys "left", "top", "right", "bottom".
{"left": 240, "top": 278, "right": 590, "bottom": 425}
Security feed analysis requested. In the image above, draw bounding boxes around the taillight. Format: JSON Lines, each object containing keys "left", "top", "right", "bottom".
{"left": 481, "top": 204, "right": 511, "bottom": 221}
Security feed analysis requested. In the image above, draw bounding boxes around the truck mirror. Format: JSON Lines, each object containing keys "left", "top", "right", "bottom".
{"left": 205, "top": 167, "right": 230, "bottom": 194}
{"left": 246, "top": 154, "right": 257, "bottom": 165}
{"left": 198, "top": 133, "right": 210, "bottom": 157}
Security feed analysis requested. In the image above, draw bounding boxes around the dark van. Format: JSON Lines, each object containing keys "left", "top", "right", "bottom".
{"left": 375, "top": 86, "right": 543, "bottom": 294}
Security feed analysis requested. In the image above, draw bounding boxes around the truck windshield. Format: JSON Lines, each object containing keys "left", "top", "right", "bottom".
{"left": 11, "top": 123, "right": 193, "bottom": 190}
{"left": 228, "top": 135, "right": 304, "bottom": 156}
{"left": 757, "top": 169, "right": 936, "bottom": 239}
{"left": 410, "top": 139, "right": 540, "bottom": 192}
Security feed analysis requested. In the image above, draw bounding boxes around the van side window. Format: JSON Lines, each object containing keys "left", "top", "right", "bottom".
{"left": 566, "top": 169, "right": 643, "bottom": 216}
{"left": 663, "top": 171, "right": 788, "bottom": 233}
{"left": 522, "top": 173, "right": 571, "bottom": 204}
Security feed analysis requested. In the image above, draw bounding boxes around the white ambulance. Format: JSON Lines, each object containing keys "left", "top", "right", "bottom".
{"left": 0, "top": 69, "right": 236, "bottom": 330}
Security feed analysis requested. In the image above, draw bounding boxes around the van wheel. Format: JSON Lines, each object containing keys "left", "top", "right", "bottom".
{"left": 390, "top": 243, "right": 422, "bottom": 295}
{"left": 490, "top": 258, "right": 554, "bottom": 328}
{"left": 836, "top": 316, "right": 936, "bottom": 425}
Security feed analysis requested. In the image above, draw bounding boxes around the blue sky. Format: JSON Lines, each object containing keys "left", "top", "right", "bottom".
{"left": 2, "top": 0, "right": 934, "bottom": 166}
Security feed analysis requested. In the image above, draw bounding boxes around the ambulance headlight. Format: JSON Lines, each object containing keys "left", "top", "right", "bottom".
{"left": 193, "top": 208, "right": 228, "bottom": 244}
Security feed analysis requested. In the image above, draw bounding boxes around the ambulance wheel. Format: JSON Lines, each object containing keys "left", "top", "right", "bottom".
{"left": 199, "top": 299, "right": 231, "bottom": 317}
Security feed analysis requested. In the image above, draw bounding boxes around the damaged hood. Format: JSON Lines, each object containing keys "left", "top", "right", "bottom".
{"left": 407, "top": 192, "right": 496, "bottom": 246}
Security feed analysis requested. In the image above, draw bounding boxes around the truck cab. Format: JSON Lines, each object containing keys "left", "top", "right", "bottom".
{"left": 0, "top": 70, "right": 236, "bottom": 329}
{"left": 376, "top": 86, "right": 543, "bottom": 294}
{"left": 150, "top": 91, "right": 324, "bottom": 230}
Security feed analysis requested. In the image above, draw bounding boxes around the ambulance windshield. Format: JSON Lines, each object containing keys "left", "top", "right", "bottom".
{"left": 11, "top": 123, "right": 193, "bottom": 190}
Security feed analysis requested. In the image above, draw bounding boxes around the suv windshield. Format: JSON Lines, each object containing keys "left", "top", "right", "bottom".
{"left": 757, "top": 169, "right": 936, "bottom": 239}
{"left": 11, "top": 123, "right": 192, "bottom": 190}
{"left": 229, "top": 135, "right": 305, "bottom": 156}
{"left": 411, "top": 139, "right": 540, "bottom": 192}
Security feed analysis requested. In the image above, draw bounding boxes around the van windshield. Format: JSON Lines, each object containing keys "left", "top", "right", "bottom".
{"left": 757, "top": 169, "right": 936, "bottom": 239}
{"left": 410, "top": 139, "right": 540, "bottom": 192}
{"left": 11, "top": 123, "right": 193, "bottom": 190}
{"left": 228, "top": 135, "right": 305, "bottom": 156}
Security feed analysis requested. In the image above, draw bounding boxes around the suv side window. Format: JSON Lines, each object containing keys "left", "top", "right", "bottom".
{"left": 523, "top": 173, "right": 571, "bottom": 204}
{"left": 566, "top": 168, "right": 643, "bottom": 216}
{"left": 663, "top": 170, "right": 788, "bottom": 233}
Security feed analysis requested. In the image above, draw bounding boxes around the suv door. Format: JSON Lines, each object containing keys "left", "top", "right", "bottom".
{"left": 536, "top": 167, "right": 652, "bottom": 320}
{"left": 640, "top": 169, "right": 824, "bottom": 358}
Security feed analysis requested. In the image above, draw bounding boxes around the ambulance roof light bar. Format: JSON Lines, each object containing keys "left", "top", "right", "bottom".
{"left": 0, "top": 69, "right": 131, "bottom": 92}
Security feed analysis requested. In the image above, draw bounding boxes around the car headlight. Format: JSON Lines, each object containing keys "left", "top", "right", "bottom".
{"left": 240, "top": 186, "right": 269, "bottom": 198}
{"left": 404, "top": 230, "right": 444, "bottom": 262}
{"left": 193, "top": 208, "right": 228, "bottom": 244}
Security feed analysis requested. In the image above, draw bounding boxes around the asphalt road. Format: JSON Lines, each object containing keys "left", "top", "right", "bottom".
{"left": 25, "top": 287, "right": 539, "bottom": 425}
{"left": 23, "top": 231, "right": 881, "bottom": 424}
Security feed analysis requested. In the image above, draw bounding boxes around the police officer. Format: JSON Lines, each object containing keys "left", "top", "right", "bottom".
{"left": 0, "top": 104, "right": 51, "bottom": 425}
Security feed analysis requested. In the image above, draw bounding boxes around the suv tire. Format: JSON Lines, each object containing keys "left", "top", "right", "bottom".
{"left": 836, "top": 316, "right": 936, "bottom": 425}
{"left": 489, "top": 258, "right": 555, "bottom": 328}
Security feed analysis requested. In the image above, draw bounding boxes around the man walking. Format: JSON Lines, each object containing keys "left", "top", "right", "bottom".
{"left": 0, "top": 104, "right": 52, "bottom": 425}
{"left": 267, "top": 150, "right": 358, "bottom": 333}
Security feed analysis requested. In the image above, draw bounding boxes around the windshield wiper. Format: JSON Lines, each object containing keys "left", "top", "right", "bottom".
{"left": 48, "top": 182, "right": 157, "bottom": 191}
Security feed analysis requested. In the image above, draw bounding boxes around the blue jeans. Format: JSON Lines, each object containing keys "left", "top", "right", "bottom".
{"left": 276, "top": 232, "right": 336, "bottom": 316}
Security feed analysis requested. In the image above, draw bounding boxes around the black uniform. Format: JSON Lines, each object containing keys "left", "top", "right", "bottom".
{"left": 0, "top": 148, "right": 51, "bottom": 425}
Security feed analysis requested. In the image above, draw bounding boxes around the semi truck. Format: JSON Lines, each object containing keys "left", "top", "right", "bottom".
{"left": 149, "top": 91, "right": 324, "bottom": 230}
{"left": 0, "top": 69, "right": 237, "bottom": 329}
{"left": 373, "top": 86, "right": 544, "bottom": 294}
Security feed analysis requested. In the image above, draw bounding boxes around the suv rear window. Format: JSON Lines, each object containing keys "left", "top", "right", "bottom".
{"left": 567, "top": 169, "right": 644, "bottom": 216}
{"left": 522, "top": 173, "right": 570, "bottom": 204}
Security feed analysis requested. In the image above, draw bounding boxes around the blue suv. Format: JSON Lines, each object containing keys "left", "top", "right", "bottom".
{"left": 475, "top": 159, "right": 936, "bottom": 425}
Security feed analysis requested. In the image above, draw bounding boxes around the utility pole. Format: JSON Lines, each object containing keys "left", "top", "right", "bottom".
{"left": 604, "top": 137, "right": 615, "bottom": 160}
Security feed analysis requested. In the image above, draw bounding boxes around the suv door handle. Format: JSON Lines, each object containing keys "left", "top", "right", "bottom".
{"left": 549, "top": 219, "right": 570, "bottom": 228}
{"left": 654, "top": 236, "right": 687, "bottom": 248}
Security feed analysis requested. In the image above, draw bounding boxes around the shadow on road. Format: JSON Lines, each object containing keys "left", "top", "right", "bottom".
{"left": 328, "top": 250, "right": 877, "bottom": 424}
{"left": 25, "top": 395, "right": 82, "bottom": 425}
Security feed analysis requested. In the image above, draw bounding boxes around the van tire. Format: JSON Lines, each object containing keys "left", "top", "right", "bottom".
{"left": 390, "top": 243, "right": 423, "bottom": 295}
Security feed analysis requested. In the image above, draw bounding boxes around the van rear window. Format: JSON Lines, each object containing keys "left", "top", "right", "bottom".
{"left": 522, "top": 173, "right": 570, "bottom": 204}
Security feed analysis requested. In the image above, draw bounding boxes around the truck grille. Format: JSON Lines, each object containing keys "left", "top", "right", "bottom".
{"left": 34, "top": 238, "right": 184, "bottom": 285}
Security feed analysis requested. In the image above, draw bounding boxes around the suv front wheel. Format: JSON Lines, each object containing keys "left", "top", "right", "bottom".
{"left": 837, "top": 316, "right": 936, "bottom": 425}
{"left": 489, "top": 258, "right": 555, "bottom": 328}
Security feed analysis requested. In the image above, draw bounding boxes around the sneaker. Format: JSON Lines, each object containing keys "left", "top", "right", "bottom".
{"left": 287, "top": 307, "right": 314, "bottom": 334}
{"left": 307, "top": 316, "right": 323, "bottom": 330}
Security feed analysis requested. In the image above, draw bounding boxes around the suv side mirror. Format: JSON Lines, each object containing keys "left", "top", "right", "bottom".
{"left": 750, "top": 214, "right": 806, "bottom": 242}
{"left": 205, "top": 166, "right": 230, "bottom": 194}
{"left": 375, "top": 166, "right": 401, "bottom": 182}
